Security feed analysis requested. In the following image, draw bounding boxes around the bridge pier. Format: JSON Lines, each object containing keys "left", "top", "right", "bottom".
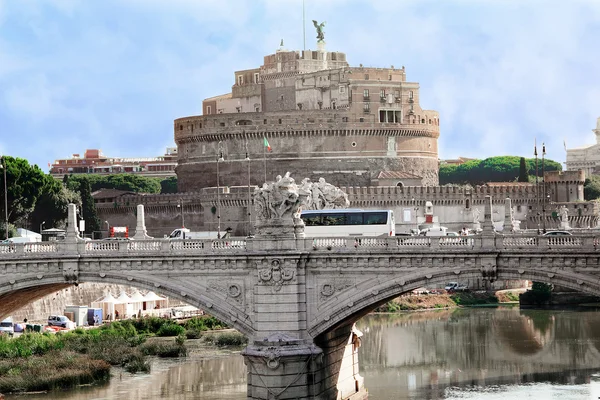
{"left": 243, "top": 324, "right": 366, "bottom": 400}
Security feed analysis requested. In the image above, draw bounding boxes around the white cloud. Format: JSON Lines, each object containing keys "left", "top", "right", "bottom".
{"left": 0, "top": 0, "right": 599, "bottom": 169}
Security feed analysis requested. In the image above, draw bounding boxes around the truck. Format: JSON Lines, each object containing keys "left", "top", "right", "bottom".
{"left": 167, "top": 228, "right": 228, "bottom": 240}
{"left": 0, "top": 317, "right": 14, "bottom": 336}
{"left": 445, "top": 282, "right": 469, "bottom": 292}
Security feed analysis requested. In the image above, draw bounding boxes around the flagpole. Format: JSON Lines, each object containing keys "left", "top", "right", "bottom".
{"left": 303, "top": 0, "right": 306, "bottom": 51}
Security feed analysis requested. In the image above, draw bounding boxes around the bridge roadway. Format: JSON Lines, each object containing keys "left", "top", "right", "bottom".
{"left": 1, "top": 199, "right": 600, "bottom": 399}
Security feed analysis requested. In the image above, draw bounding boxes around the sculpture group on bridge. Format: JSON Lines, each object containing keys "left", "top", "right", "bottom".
{"left": 253, "top": 173, "right": 349, "bottom": 237}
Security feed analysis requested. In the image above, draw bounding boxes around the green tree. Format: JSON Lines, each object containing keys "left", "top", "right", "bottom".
{"left": 584, "top": 176, "right": 600, "bottom": 200}
{"left": 0, "top": 156, "right": 56, "bottom": 227}
{"left": 30, "top": 181, "right": 81, "bottom": 232}
{"left": 439, "top": 156, "right": 562, "bottom": 185}
{"left": 160, "top": 177, "right": 178, "bottom": 194}
{"left": 518, "top": 157, "right": 529, "bottom": 182}
{"left": 79, "top": 178, "right": 101, "bottom": 237}
{"left": 64, "top": 174, "right": 162, "bottom": 194}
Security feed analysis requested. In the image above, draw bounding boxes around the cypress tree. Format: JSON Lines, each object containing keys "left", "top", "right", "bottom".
{"left": 518, "top": 157, "right": 529, "bottom": 182}
{"left": 79, "top": 178, "right": 101, "bottom": 237}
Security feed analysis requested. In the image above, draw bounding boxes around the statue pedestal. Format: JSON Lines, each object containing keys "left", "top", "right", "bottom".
{"left": 317, "top": 40, "right": 326, "bottom": 52}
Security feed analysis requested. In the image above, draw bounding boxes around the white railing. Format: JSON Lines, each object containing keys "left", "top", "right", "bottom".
{"left": 0, "top": 232, "right": 599, "bottom": 259}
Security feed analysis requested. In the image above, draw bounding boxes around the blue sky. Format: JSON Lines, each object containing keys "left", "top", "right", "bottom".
{"left": 1, "top": 0, "right": 599, "bottom": 171}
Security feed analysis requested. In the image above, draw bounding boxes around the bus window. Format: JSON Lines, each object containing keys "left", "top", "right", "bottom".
{"left": 303, "top": 214, "right": 322, "bottom": 226}
{"left": 364, "top": 212, "right": 387, "bottom": 225}
{"left": 323, "top": 214, "right": 345, "bottom": 225}
{"left": 346, "top": 213, "right": 363, "bottom": 225}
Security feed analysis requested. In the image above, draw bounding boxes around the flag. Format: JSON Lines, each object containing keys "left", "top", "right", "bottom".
{"left": 263, "top": 137, "right": 272, "bottom": 152}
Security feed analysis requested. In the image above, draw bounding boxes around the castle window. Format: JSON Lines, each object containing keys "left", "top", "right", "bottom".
{"left": 351, "top": 141, "right": 357, "bottom": 147}
{"left": 254, "top": 73, "right": 259, "bottom": 83}
{"left": 237, "top": 75, "right": 243, "bottom": 85}
{"left": 363, "top": 103, "right": 370, "bottom": 112}
{"left": 206, "top": 106, "right": 211, "bottom": 114}
{"left": 388, "top": 75, "right": 392, "bottom": 81}
{"left": 363, "top": 89, "right": 369, "bottom": 99}
{"left": 278, "top": 118, "right": 282, "bottom": 124}
{"left": 421, "top": 119, "right": 425, "bottom": 124}
{"left": 465, "top": 199, "right": 470, "bottom": 209}
{"left": 264, "top": 119, "right": 267, "bottom": 124}
{"left": 179, "top": 125, "right": 183, "bottom": 131}
{"left": 380, "top": 89, "right": 386, "bottom": 98}
{"left": 255, "top": 106, "right": 260, "bottom": 112}
{"left": 359, "top": 117, "right": 365, "bottom": 122}
{"left": 339, "top": 86, "right": 345, "bottom": 93}
{"left": 220, "top": 122, "right": 225, "bottom": 127}
{"left": 365, "top": 74, "right": 369, "bottom": 80}
{"left": 409, "top": 91, "right": 413, "bottom": 99}
{"left": 343, "top": 117, "right": 349, "bottom": 122}
{"left": 199, "top": 123, "right": 202, "bottom": 128}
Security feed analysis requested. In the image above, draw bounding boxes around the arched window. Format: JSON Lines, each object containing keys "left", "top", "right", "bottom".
{"left": 396, "top": 182, "right": 404, "bottom": 187}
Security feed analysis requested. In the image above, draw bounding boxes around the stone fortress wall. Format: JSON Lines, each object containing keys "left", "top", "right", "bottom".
{"left": 98, "top": 174, "right": 597, "bottom": 238}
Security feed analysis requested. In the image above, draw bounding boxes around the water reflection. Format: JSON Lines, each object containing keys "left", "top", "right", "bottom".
{"left": 5, "top": 353, "right": 247, "bottom": 400}
{"left": 357, "top": 308, "right": 600, "bottom": 400}
{"left": 5, "top": 308, "right": 600, "bottom": 399}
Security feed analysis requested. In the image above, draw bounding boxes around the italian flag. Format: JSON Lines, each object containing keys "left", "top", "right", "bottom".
{"left": 264, "top": 137, "right": 272, "bottom": 152}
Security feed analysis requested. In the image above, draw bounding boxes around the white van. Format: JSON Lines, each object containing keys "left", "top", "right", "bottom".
{"left": 0, "top": 317, "right": 14, "bottom": 336}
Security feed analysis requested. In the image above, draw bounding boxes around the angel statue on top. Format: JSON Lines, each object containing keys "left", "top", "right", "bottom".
{"left": 312, "top": 20, "right": 326, "bottom": 42}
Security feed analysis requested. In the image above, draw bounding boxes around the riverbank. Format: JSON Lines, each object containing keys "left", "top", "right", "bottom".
{"left": 0, "top": 316, "right": 246, "bottom": 396}
{"left": 375, "top": 290, "right": 522, "bottom": 312}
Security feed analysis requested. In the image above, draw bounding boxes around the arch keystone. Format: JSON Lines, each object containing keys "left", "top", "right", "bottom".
{"left": 578, "top": 280, "right": 584, "bottom": 285}
{"left": 9, "top": 280, "right": 15, "bottom": 285}
{"left": 127, "top": 276, "right": 133, "bottom": 281}
{"left": 547, "top": 273, "right": 555, "bottom": 278}
{"left": 454, "top": 270, "right": 461, "bottom": 275}
{"left": 99, "top": 273, "right": 106, "bottom": 278}
{"left": 181, "top": 292, "right": 187, "bottom": 297}
{"left": 518, "top": 269, "right": 525, "bottom": 274}
{"left": 36, "top": 275, "right": 43, "bottom": 280}
{"left": 425, "top": 274, "right": 432, "bottom": 279}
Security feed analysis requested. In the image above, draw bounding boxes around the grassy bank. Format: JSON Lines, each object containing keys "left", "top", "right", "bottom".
{"left": 0, "top": 316, "right": 246, "bottom": 395}
{"left": 375, "top": 291, "right": 520, "bottom": 312}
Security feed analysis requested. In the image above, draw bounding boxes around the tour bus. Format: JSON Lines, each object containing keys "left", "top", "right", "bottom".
{"left": 300, "top": 209, "right": 395, "bottom": 237}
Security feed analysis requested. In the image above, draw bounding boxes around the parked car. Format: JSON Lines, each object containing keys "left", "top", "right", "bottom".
{"left": 445, "top": 282, "right": 469, "bottom": 292}
{"left": 542, "top": 231, "right": 572, "bottom": 236}
{"left": 47, "top": 315, "right": 73, "bottom": 328}
{"left": 0, "top": 317, "right": 14, "bottom": 336}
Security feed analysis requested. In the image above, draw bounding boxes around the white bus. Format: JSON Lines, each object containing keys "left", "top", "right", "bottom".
{"left": 300, "top": 209, "right": 395, "bottom": 237}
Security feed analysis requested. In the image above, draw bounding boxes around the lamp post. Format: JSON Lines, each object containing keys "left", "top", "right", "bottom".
{"left": 1, "top": 156, "right": 7, "bottom": 240}
{"left": 534, "top": 141, "right": 540, "bottom": 235}
{"left": 40, "top": 221, "right": 45, "bottom": 234}
{"left": 245, "top": 140, "right": 252, "bottom": 237}
{"left": 177, "top": 199, "right": 185, "bottom": 228}
{"left": 216, "top": 141, "right": 224, "bottom": 239}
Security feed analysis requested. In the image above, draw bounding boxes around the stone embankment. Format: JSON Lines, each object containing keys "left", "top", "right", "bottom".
{"left": 377, "top": 290, "right": 522, "bottom": 312}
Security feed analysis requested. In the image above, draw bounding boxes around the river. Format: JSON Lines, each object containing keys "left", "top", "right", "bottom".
{"left": 7, "top": 307, "right": 600, "bottom": 399}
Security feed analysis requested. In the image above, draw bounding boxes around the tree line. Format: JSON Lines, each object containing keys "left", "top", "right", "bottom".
{"left": 439, "top": 156, "right": 562, "bottom": 185}
{"left": 0, "top": 156, "right": 178, "bottom": 238}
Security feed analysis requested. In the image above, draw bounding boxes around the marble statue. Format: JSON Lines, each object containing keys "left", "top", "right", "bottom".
{"left": 253, "top": 174, "right": 348, "bottom": 237}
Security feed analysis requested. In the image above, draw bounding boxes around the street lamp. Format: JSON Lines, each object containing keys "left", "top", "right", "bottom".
{"left": 245, "top": 140, "right": 252, "bottom": 237}
{"left": 177, "top": 199, "right": 185, "bottom": 228}
{"left": 216, "top": 141, "right": 224, "bottom": 239}
{"left": 0, "top": 156, "right": 7, "bottom": 240}
{"left": 542, "top": 143, "right": 547, "bottom": 233}
{"left": 40, "top": 221, "right": 45, "bottom": 234}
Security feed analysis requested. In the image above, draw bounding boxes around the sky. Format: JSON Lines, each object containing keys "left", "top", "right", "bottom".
{"left": 0, "top": 0, "right": 599, "bottom": 171}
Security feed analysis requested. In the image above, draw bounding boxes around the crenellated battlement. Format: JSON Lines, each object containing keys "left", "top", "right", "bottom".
{"left": 545, "top": 170, "right": 586, "bottom": 183}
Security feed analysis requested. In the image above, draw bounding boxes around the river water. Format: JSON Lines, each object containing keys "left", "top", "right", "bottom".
{"left": 7, "top": 307, "right": 600, "bottom": 399}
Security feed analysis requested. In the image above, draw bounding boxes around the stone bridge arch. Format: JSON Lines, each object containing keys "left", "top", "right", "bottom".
{"left": 0, "top": 269, "right": 256, "bottom": 338}
{"left": 308, "top": 266, "right": 600, "bottom": 339}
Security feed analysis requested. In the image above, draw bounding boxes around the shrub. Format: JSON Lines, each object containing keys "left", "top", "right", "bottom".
{"left": 156, "top": 323, "right": 185, "bottom": 337}
{"left": 203, "top": 332, "right": 247, "bottom": 347}
{"left": 185, "top": 329, "right": 202, "bottom": 339}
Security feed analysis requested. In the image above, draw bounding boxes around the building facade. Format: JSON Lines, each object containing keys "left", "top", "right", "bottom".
{"left": 49, "top": 148, "right": 178, "bottom": 179}
{"left": 566, "top": 117, "right": 600, "bottom": 176}
{"left": 175, "top": 42, "right": 440, "bottom": 192}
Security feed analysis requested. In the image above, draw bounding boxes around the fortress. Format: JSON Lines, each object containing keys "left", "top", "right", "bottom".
{"left": 175, "top": 40, "right": 439, "bottom": 192}
{"left": 95, "top": 38, "right": 597, "bottom": 236}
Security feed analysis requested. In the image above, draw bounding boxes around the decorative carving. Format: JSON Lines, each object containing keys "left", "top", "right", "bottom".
{"left": 62, "top": 262, "right": 78, "bottom": 283}
{"left": 208, "top": 280, "right": 244, "bottom": 305}
{"left": 319, "top": 278, "right": 354, "bottom": 301}
{"left": 265, "top": 346, "right": 281, "bottom": 369}
{"left": 258, "top": 259, "right": 295, "bottom": 291}
{"left": 299, "top": 177, "right": 350, "bottom": 211}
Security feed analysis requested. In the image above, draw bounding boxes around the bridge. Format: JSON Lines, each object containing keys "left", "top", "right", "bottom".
{"left": 1, "top": 197, "right": 600, "bottom": 399}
